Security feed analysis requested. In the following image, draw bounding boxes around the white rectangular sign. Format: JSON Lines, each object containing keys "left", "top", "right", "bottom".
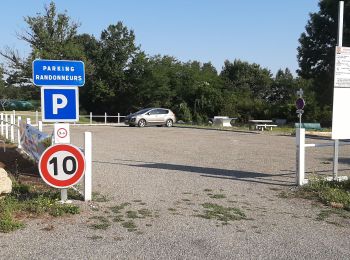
{"left": 334, "top": 46, "right": 350, "bottom": 88}
{"left": 54, "top": 123, "right": 70, "bottom": 144}
{"left": 332, "top": 46, "right": 350, "bottom": 139}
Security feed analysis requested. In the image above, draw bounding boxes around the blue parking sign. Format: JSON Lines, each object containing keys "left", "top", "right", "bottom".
{"left": 33, "top": 59, "right": 85, "bottom": 86}
{"left": 41, "top": 87, "right": 79, "bottom": 122}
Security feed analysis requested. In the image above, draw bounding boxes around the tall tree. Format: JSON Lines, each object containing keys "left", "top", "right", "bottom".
{"left": 0, "top": 1, "right": 83, "bottom": 99}
{"left": 297, "top": 0, "right": 350, "bottom": 107}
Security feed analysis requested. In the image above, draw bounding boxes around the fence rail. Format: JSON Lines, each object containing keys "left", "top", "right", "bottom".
{"left": 0, "top": 110, "right": 127, "bottom": 125}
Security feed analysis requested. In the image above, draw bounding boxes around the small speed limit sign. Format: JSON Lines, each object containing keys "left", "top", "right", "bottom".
{"left": 39, "top": 144, "right": 86, "bottom": 189}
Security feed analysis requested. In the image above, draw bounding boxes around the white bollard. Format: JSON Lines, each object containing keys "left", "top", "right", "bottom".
{"left": 38, "top": 121, "right": 43, "bottom": 132}
{"left": 5, "top": 114, "right": 9, "bottom": 140}
{"left": 296, "top": 128, "right": 305, "bottom": 186}
{"left": 10, "top": 114, "right": 15, "bottom": 142}
{"left": 118, "top": 113, "right": 120, "bottom": 124}
{"left": 90, "top": 112, "right": 92, "bottom": 125}
{"left": 84, "top": 132, "right": 92, "bottom": 201}
{"left": 1, "top": 113, "right": 3, "bottom": 136}
{"left": 104, "top": 112, "right": 107, "bottom": 125}
{"left": 26, "top": 118, "right": 31, "bottom": 125}
{"left": 17, "top": 116, "right": 22, "bottom": 148}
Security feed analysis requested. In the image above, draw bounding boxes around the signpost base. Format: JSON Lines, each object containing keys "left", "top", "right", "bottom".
{"left": 59, "top": 188, "right": 72, "bottom": 204}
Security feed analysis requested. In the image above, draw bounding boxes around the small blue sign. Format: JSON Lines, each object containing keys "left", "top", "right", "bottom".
{"left": 41, "top": 87, "right": 79, "bottom": 122}
{"left": 33, "top": 60, "right": 85, "bottom": 86}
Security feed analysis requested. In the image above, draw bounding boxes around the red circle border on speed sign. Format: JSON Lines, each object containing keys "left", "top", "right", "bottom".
{"left": 39, "top": 144, "right": 85, "bottom": 189}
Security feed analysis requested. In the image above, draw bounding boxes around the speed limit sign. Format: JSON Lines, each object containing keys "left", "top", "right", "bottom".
{"left": 39, "top": 144, "right": 86, "bottom": 189}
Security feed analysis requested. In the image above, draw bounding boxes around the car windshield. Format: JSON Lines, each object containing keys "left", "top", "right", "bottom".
{"left": 135, "top": 108, "right": 151, "bottom": 115}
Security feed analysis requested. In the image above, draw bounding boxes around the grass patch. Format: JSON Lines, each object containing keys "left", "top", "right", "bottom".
{"left": 316, "top": 209, "right": 350, "bottom": 221}
{"left": 0, "top": 181, "right": 80, "bottom": 233}
{"left": 122, "top": 220, "right": 137, "bottom": 232}
{"left": 126, "top": 210, "right": 139, "bottom": 219}
{"left": 285, "top": 179, "right": 350, "bottom": 210}
{"left": 113, "top": 215, "right": 124, "bottom": 222}
{"left": 209, "top": 194, "right": 226, "bottom": 199}
{"left": 92, "top": 192, "right": 109, "bottom": 202}
{"left": 195, "top": 203, "right": 246, "bottom": 224}
{"left": 89, "top": 216, "right": 111, "bottom": 230}
{"left": 109, "top": 203, "right": 130, "bottom": 214}
{"left": 138, "top": 208, "right": 152, "bottom": 217}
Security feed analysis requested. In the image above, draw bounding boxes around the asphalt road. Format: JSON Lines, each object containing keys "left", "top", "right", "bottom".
{"left": 1, "top": 125, "right": 349, "bottom": 259}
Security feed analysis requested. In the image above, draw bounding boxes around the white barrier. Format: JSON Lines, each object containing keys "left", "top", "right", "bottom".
{"left": 84, "top": 132, "right": 92, "bottom": 201}
{"left": 296, "top": 128, "right": 350, "bottom": 185}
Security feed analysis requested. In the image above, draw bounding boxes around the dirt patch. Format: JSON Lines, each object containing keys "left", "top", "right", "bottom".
{"left": 0, "top": 142, "right": 41, "bottom": 184}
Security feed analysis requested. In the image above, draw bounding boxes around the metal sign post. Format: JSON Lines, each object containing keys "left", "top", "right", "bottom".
{"left": 331, "top": 1, "right": 346, "bottom": 180}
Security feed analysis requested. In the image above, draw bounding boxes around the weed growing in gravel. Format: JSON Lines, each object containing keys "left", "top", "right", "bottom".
{"left": 316, "top": 209, "right": 350, "bottom": 221}
{"left": 122, "top": 220, "right": 137, "bottom": 232}
{"left": 109, "top": 203, "right": 131, "bottom": 214}
{"left": 280, "top": 179, "right": 350, "bottom": 210}
{"left": 195, "top": 203, "right": 246, "bottom": 224}
{"left": 113, "top": 215, "right": 124, "bottom": 222}
{"left": 0, "top": 181, "right": 80, "bottom": 233}
{"left": 88, "top": 235, "right": 103, "bottom": 240}
{"left": 204, "top": 189, "right": 212, "bottom": 192}
{"left": 92, "top": 192, "right": 110, "bottom": 202}
{"left": 89, "top": 216, "right": 111, "bottom": 230}
{"left": 209, "top": 194, "right": 226, "bottom": 199}
{"left": 138, "top": 209, "right": 152, "bottom": 217}
{"left": 126, "top": 210, "right": 139, "bottom": 219}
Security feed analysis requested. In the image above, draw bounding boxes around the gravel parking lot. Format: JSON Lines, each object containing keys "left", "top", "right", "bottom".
{"left": 1, "top": 125, "right": 350, "bottom": 259}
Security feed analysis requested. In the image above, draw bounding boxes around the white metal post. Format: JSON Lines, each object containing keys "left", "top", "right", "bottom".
{"left": 296, "top": 128, "right": 305, "bottom": 186}
{"left": 104, "top": 112, "right": 107, "bottom": 125}
{"left": 38, "top": 121, "right": 43, "bottom": 132}
{"left": 333, "top": 139, "right": 339, "bottom": 180}
{"left": 17, "top": 116, "right": 22, "bottom": 148}
{"left": 338, "top": 1, "right": 344, "bottom": 46}
{"left": 10, "top": 114, "right": 14, "bottom": 142}
{"left": 0, "top": 113, "right": 3, "bottom": 136}
{"left": 118, "top": 113, "right": 120, "bottom": 124}
{"left": 84, "top": 132, "right": 92, "bottom": 201}
{"left": 90, "top": 112, "right": 92, "bottom": 125}
{"left": 333, "top": 1, "right": 344, "bottom": 179}
{"left": 36, "top": 110, "right": 39, "bottom": 126}
{"left": 61, "top": 189, "right": 68, "bottom": 202}
{"left": 5, "top": 114, "right": 9, "bottom": 140}
{"left": 26, "top": 118, "right": 31, "bottom": 125}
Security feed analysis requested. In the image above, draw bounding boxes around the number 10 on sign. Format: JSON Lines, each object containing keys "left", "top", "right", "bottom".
{"left": 39, "top": 144, "right": 86, "bottom": 189}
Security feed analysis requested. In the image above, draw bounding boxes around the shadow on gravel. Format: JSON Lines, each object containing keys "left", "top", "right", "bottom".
{"left": 95, "top": 159, "right": 294, "bottom": 187}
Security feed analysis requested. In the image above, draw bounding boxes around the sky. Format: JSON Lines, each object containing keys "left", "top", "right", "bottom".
{"left": 0, "top": 0, "right": 320, "bottom": 75}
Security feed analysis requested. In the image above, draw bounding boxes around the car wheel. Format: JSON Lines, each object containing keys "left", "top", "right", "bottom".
{"left": 165, "top": 119, "right": 173, "bottom": 127}
{"left": 138, "top": 119, "right": 146, "bottom": 127}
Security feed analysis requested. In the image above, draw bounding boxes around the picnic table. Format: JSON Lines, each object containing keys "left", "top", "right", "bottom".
{"left": 212, "top": 116, "right": 237, "bottom": 127}
{"left": 249, "top": 120, "right": 277, "bottom": 131}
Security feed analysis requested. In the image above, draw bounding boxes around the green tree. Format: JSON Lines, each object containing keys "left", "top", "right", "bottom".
{"left": 0, "top": 1, "right": 84, "bottom": 100}
{"left": 297, "top": 0, "right": 350, "bottom": 109}
{"left": 220, "top": 59, "right": 273, "bottom": 121}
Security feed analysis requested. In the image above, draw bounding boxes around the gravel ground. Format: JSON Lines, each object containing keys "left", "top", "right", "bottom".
{"left": 1, "top": 125, "right": 350, "bottom": 260}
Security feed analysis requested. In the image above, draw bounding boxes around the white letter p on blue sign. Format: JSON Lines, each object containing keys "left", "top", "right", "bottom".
{"left": 41, "top": 87, "right": 79, "bottom": 122}
{"left": 53, "top": 94, "right": 68, "bottom": 114}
